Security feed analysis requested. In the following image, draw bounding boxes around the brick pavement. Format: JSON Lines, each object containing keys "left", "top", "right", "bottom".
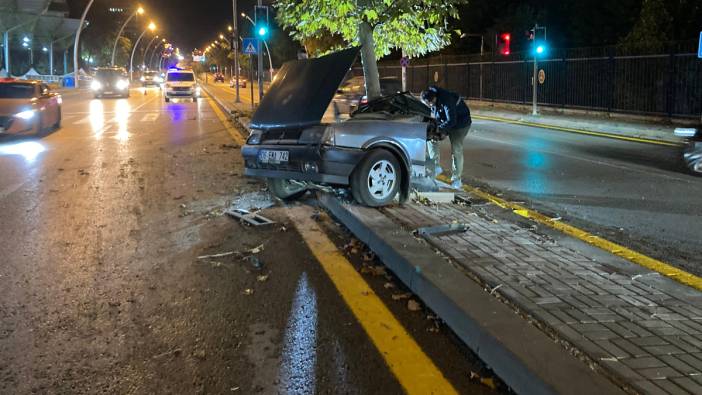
{"left": 385, "top": 197, "right": 702, "bottom": 395}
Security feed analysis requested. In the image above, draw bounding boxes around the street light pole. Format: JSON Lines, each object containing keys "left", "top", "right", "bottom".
{"left": 242, "top": 13, "right": 273, "bottom": 83}
{"left": 142, "top": 35, "right": 159, "bottom": 70}
{"left": 111, "top": 6, "right": 145, "bottom": 67}
{"left": 73, "top": 0, "right": 95, "bottom": 88}
{"left": 130, "top": 23, "right": 155, "bottom": 81}
{"left": 232, "top": 0, "right": 240, "bottom": 103}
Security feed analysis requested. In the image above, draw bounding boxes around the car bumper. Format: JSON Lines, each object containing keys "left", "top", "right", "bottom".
{"left": 95, "top": 88, "right": 129, "bottom": 96}
{"left": 165, "top": 90, "right": 197, "bottom": 98}
{"left": 242, "top": 144, "right": 365, "bottom": 185}
{"left": 0, "top": 117, "right": 35, "bottom": 134}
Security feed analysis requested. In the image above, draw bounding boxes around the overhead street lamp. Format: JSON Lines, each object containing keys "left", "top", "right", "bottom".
{"left": 130, "top": 22, "right": 156, "bottom": 81}
{"left": 73, "top": 0, "right": 95, "bottom": 88}
{"left": 241, "top": 12, "right": 273, "bottom": 82}
{"left": 111, "top": 5, "right": 145, "bottom": 66}
{"left": 142, "top": 35, "right": 160, "bottom": 70}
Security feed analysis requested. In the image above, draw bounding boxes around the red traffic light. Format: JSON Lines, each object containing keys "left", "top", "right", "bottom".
{"left": 502, "top": 33, "right": 511, "bottom": 41}
{"left": 497, "top": 32, "right": 511, "bottom": 56}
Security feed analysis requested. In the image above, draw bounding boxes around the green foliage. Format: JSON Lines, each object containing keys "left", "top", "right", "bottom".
{"left": 275, "top": 0, "right": 467, "bottom": 58}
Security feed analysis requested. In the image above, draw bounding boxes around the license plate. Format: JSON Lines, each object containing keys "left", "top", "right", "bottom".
{"left": 259, "top": 150, "right": 289, "bottom": 164}
{"left": 104, "top": 91, "right": 113, "bottom": 95}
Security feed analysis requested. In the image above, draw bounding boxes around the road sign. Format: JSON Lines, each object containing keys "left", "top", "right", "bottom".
{"left": 698, "top": 32, "right": 702, "bottom": 58}
{"left": 538, "top": 69, "right": 546, "bottom": 84}
{"left": 400, "top": 56, "right": 410, "bottom": 67}
{"left": 242, "top": 38, "right": 258, "bottom": 55}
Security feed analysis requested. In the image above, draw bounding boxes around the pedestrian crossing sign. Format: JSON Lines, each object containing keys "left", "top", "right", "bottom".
{"left": 243, "top": 38, "right": 258, "bottom": 55}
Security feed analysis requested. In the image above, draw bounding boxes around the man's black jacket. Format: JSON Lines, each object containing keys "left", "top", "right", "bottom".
{"left": 429, "top": 85, "right": 471, "bottom": 130}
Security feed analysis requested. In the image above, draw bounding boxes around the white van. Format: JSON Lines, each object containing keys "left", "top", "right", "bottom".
{"left": 164, "top": 69, "right": 199, "bottom": 102}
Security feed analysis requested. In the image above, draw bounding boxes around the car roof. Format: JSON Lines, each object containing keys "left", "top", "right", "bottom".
{"left": 167, "top": 70, "right": 194, "bottom": 73}
{"left": 0, "top": 78, "right": 39, "bottom": 85}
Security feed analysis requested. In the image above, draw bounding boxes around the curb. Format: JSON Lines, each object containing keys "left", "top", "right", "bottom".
{"left": 200, "top": 84, "right": 236, "bottom": 115}
{"left": 319, "top": 194, "right": 626, "bottom": 395}
{"left": 471, "top": 112, "right": 683, "bottom": 147}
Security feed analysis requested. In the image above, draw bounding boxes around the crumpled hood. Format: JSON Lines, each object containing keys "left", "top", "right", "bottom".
{"left": 250, "top": 47, "right": 360, "bottom": 131}
{"left": 0, "top": 99, "right": 35, "bottom": 116}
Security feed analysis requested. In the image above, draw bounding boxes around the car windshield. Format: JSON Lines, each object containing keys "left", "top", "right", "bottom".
{"left": 0, "top": 83, "right": 35, "bottom": 99}
{"left": 96, "top": 70, "right": 123, "bottom": 79}
{"left": 167, "top": 73, "right": 194, "bottom": 82}
{"left": 144, "top": 72, "right": 157, "bottom": 77}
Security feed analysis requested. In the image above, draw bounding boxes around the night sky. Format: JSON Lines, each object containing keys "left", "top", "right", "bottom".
{"left": 68, "top": 0, "right": 271, "bottom": 51}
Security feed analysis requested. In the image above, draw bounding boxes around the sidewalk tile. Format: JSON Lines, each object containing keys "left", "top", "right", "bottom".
{"left": 611, "top": 338, "right": 650, "bottom": 358}
{"left": 637, "top": 366, "right": 684, "bottom": 380}
{"left": 672, "top": 377, "right": 702, "bottom": 393}
{"left": 659, "top": 355, "right": 700, "bottom": 376}
{"left": 652, "top": 380, "right": 693, "bottom": 395}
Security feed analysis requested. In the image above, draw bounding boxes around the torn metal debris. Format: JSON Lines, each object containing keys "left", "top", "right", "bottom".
{"left": 415, "top": 223, "right": 470, "bottom": 237}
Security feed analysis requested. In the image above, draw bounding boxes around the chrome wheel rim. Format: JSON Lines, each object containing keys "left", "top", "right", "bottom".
{"left": 367, "top": 160, "right": 396, "bottom": 200}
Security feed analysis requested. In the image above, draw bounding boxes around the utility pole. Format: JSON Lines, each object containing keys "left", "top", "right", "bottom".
{"left": 532, "top": 25, "right": 538, "bottom": 116}
{"left": 233, "top": 0, "right": 240, "bottom": 103}
{"left": 531, "top": 24, "right": 547, "bottom": 116}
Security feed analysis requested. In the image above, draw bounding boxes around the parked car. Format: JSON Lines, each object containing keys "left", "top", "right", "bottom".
{"left": 140, "top": 70, "right": 163, "bottom": 87}
{"left": 91, "top": 67, "right": 130, "bottom": 98}
{"left": 674, "top": 127, "right": 702, "bottom": 175}
{"left": 164, "top": 68, "right": 199, "bottom": 102}
{"left": 333, "top": 75, "right": 402, "bottom": 114}
{"left": 230, "top": 77, "right": 247, "bottom": 88}
{"left": 213, "top": 73, "right": 225, "bottom": 83}
{"left": 0, "top": 79, "right": 62, "bottom": 135}
{"left": 241, "top": 48, "right": 439, "bottom": 207}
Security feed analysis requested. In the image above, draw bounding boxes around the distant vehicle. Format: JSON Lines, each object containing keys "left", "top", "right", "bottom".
{"left": 0, "top": 79, "right": 62, "bottom": 135}
{"left": 242, "top": 48, "right": 439, "bottom": 207}
{"left": 230, "top": 77, "right": 247, "bottom": 88}
{"left": 674, "top": 127, "right": 702, "bottom": 175}
{"left": 333, "top": 76, "right": 402, "bottom": 114}
{"left": 91, "top": 67, "right": 130, "bottom": 98}
{"left": 164, "top": 69, "right": 199, "bottom": 102}
{"left": 213, "top": 73, "right": 225, "bottom": 83}
{"left": 140, "top": 70, "right": 163, "bottom": 87}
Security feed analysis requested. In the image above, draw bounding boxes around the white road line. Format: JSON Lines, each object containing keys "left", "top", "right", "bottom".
{"left": 0, "top": 181, "right": 25, "bottom": 200}
{"left": 140, "top": 113, "right": 159, "bottom": 122}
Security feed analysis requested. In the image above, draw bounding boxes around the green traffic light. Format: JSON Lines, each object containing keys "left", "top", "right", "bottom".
{"left": 257, "top": 27, "right": 268, "bottom": 37}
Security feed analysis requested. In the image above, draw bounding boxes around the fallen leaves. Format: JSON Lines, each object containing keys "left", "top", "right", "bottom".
{"left": 407, "top": 299, "right": 421, "bottom": 311}
{"left": 469, "top": 371, "right": 497, "bottom": 390}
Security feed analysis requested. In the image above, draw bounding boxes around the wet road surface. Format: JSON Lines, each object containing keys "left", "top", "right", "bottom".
{"left": 437, "top": 119, "right": 702, "bottom": 275}
{"left": 0, "top": 88, "right": 498, "bottom": 394}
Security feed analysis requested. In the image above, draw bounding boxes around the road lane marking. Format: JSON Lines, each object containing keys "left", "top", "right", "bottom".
{"left": 140, "top": 113, "right": 159, "bottom": 122}
{"left": 205, "top": 95, "right": 246, "bottom": 145}
{"left": 439, "top": 174, "right": 702, "bottom": 292}
{"left": 473, "top": 114, "right": 683, "bottom": 147}
{"left": 288, "top": 207, "right": 459, "bottom": 395}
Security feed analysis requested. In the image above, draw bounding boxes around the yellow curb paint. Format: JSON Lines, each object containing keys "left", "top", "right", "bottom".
{"left": 288, "top": 206, "right": 459, "bottom": 395}
{"left": 205, "top": 94, "right": 246, "bottom": 145}
{"left": 473, "top": 114, "right": 683, "bottom": 147}
{"left": 438, "top": 175, "right": 702, "bottom": 292}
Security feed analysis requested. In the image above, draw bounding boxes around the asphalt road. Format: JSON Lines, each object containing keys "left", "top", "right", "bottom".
{"left": 436, "top": 118, "right": 702, "bottom": 275}
{"left": 0, "top": 88, "right": 498, "bottom": 394}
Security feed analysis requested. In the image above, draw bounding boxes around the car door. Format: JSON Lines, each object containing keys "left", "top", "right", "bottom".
{"left": 38, "top": 84, "right": 58, "bottom": 127}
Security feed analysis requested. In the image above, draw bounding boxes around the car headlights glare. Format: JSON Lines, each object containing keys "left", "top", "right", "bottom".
{"left": 154, "top": 77, "right": 163, "bottom": 83}
{"left": 116, "top": 79, "right": 129, "bottom": 90}
{"left": 15, "top": 109, "right": 36, "bottom": 120}
{"left": 140, "top": 76, "right": 146, "bottom": 82}
{"left": 91, "top": 80, "right": 102, "bottom": 91}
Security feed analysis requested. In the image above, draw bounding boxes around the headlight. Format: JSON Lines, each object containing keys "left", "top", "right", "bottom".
{"left": 321, "top": 127, "right": 335, "bottom": 146}
{"left": 247, "top": 130, "right": 262, "bottom": 145}
{"left": 195, "top": 86, "right": 201, "bottom": 96}
{"left": 155, "top": 77, "right": 163, "bottom": 83}
{"left": 91, "top": 80, "right": 102, "bottom": 91}
{"left": 15, "top": 109, "right": 36, "bottom": 120}
{"left": 116, "top": 79, "right": 129, "bottom": 90}
{"left": 140, "top": 76, "right": 146, "bottom": 82}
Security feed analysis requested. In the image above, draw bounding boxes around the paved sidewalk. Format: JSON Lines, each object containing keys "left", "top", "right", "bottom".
{"left": 469, "top": 103, "right": 686, "bottom": 145}
{"left": 383, "top": 196, "right": 702, "bottom": 394}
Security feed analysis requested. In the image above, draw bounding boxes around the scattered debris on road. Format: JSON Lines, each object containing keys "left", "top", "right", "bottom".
{"left": 227, "top": 191, "right": 276, "bottom": 212}
{"left": 227, "top": 208, "right": 276, "bottom": 226}
{"left": 197, "top": 251, "right": 238, "bottom": 260}
{"left": 407, "top": 299, "right": 421, "bottom": 311}
{"left": 256, "top": 274, "right": 269, "bottom": 282}
{"left": 243, "top": 288, "right": 254, "bottom": 296}
{"left": 413, "top": 191, "right": 455, "bottom": 204}
{"left": 391, "top": 292, "right": 412, "bottom": 301}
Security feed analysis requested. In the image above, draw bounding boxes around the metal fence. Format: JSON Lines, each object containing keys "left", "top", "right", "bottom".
{"left": 365, "top": 50, "right": 702, "bottom": 119}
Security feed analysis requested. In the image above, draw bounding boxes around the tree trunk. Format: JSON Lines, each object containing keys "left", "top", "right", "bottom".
{"left": 358, "top": 20, "right": 381, "bottom": 100}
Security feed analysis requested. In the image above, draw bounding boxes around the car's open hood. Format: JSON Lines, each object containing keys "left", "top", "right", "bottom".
{"left": 250, "top": 47, "right": 360, "bottom": 131}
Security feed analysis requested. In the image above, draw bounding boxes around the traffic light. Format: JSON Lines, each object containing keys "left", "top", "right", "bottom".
{"left": 529, "top": 25, "right": 548, "bottom": 56}
{"left": 254, "top": 6, "right": 269, "bottom": 40}
{"left": 497, "top": 33, "right": 511, "bottom": 55}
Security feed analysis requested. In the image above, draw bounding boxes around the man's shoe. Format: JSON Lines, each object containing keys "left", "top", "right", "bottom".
{"left": 451, "top": 179, "right": 463, "bottom": 190}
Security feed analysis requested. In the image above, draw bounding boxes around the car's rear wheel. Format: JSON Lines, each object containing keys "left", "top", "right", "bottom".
{"left": 164, "top": 97, "right": 170, "bottom": 102}
{"left": 267, "top": 178, "right": 307, "bottom": 201}
{"left": 351, "top": 149, "right": 401, "bottom": 207}
{"left": 53, "top": 107, "right": 62, "bottom": 129}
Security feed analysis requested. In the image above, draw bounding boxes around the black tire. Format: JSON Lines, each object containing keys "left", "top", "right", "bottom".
{"left": 350, "top": 149, "right": 401, "bottom": 207}
{"left": 192, "top": 97, "right": 197, "bottom": 102}
{"left": 33, "top": 114, "right": 44, "bottom": 135}
{"left": 53, "top": 107, "right": 62, "bottom": 129}
{"left": 164, "top": 97, "right": 170, "bottom": 103}
{"left": 266, "top": 178, "right": 307, "bottom": 201}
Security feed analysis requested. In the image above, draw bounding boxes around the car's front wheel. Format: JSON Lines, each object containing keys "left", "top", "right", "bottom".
{"left": 351, "top": 149, "right": 401, "bottom": 207}
{"left": 267, "top": 178, "right": 307, "bottom": 201}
